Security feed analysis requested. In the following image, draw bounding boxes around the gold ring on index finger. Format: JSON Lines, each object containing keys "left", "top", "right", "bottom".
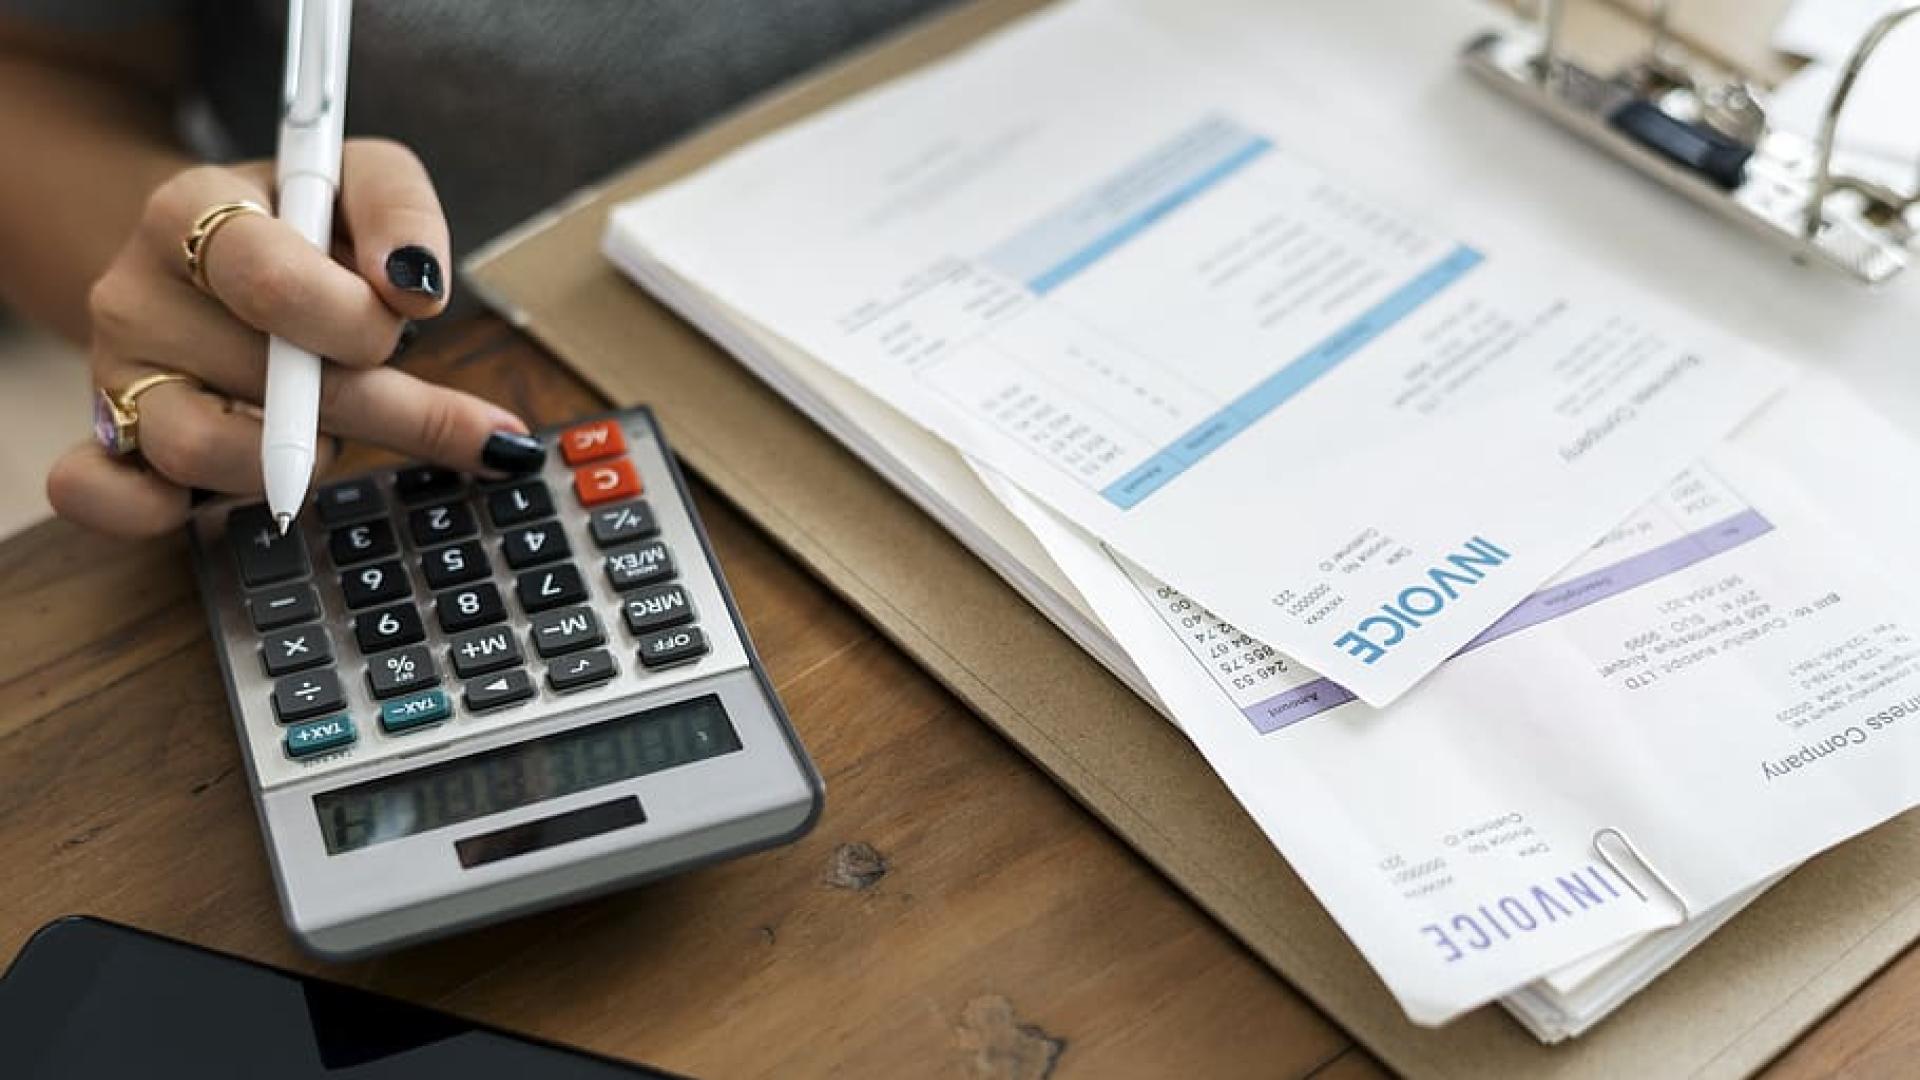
{"left": 181, "top": 200, "right": 269, "bottom": 295}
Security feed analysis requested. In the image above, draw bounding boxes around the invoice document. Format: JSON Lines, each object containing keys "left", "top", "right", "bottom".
{"left": 993, "top": 376, "right": 1920, "bottom": 1024}
{"left": 606, "top": 1, "right": 1793, "bottom": 705}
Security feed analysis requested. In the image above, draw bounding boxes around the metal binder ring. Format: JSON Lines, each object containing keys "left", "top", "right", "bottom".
{"left": 1803, "top": 4, "right": 1920, "bottom": 247}
{"left": 1592, "top": 826, "right": 1692, "bottom": 919}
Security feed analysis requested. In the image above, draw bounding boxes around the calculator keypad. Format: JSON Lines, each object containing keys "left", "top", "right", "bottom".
{"left": 548, "top": 648, "right": 617, "bottom": 692}
{"left": 516, "top": 564, "right": 588, "bottom": 613}
{"left": 487, "top": 481, "right": 553, "bottom": 528}
{"left": 606, "top": 539, "right": 675, "bottom": 591}
{"left": 249, "top": 583, "right": 320, "bottom": 631}
{"left": 574, "top": 458, "right": 642, "bottom": 505}
{"left": 230, "top": 505, "right": 309, "bottom": 586}
{"left": 367, "top": 645, "right": 438, "bottom": 698}
{"left": 273, "top": 670, "right": 346, "bottom": 722}
{"left": 502, "top": 521, "right": 570, "bottom": 569}
{"left": 339, "top": 560, "right": 410, "bottom": 609}
{"left": 407, "top": 501, "right": 477, "bottom": 547}
{"left": 435, "top": 582, "right": 507, "bottom": 633}
{"left": 530, "top": 606, "right": 604, "bottom": 657}
{"left": 355, "top": 602, "right": 426, "bottom": 654}
{"left": 199, "top": 411, "right": 745, "bottom": 779}
{"left": 421, "top": 539, "right": 489, "bottom": 589}
{"left": 449, "top": 625, "right": 522, "bottom": 679}
{"left": 464, "top": 668, "right": 535, "bottom": 712}
{"left": 261, "top": 625, "right": 332, "bottom": 677}
{"left": 589, "top": 501, "right": 657, "bottom": 547}
{"left": 316, "top": 478, "right": 383, "bottom": 525}
{"left": 330, "top": 519, "right": 396, "bottom": 566}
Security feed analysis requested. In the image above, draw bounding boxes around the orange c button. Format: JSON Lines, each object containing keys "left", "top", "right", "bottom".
{"left": 574, "top": 459, "right": 642, "bottom": 506}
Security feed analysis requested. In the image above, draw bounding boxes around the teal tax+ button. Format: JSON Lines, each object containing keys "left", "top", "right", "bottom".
{"left": 380, "top": 689, "right": 452, "bottom": 734}
{"left": 285, "top": 715, "right": 356, "bottom": 759}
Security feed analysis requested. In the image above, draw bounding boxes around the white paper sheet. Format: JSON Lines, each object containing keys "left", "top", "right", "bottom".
{"left": 1773, "top": 0, "right": 1907, "bottom": 59}
{"left": 607, "top": 0, "right": 1793, "bottom": 706}
{"left": 987, "top": 376, "right": 1920, "bottom": 1024}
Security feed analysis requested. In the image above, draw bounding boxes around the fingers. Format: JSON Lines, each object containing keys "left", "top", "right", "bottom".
{"left": 89, "top": 266, "right": 267, "bottom": 396}
{"left": 91, "top": 271, "right": 531, "bottom": 484}
{"left": 339, "top": 139, "right": 452, "bottom": 317}
{"left": 124, "top": 377, "right": 276, "bottom": 495}
{"left": 46, "top": 441, "right": 191, "bottom": 538}
{"left": 139, "top": 162, "right": 406, "bottom": 367}
{"left": 320, "top": 365, "right": 537, "bottom": 475}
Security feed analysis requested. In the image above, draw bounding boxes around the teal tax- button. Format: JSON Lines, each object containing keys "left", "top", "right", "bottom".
{"left": 285, "top": 715, "right": 356, "bottom": 759}
{"left": 380, "top": 689, "right": 451, "bottom": 734}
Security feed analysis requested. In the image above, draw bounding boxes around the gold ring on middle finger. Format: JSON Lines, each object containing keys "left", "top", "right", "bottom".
{"left": 181, "top": 200, "right": 270, "bottom": 295}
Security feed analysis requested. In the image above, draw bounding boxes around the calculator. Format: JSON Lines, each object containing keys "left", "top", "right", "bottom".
{"left": 188, "top": 407, "right": 821, "bottom": 959}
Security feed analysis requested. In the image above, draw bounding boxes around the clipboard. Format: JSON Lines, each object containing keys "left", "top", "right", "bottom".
{"left": 468, "top": 1, "right": 1920, "bottom": 1073}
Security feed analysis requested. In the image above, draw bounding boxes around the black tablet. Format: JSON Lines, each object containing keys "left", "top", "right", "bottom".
{"left": 1, "top": 917, "right": 678, "bottom": 1079}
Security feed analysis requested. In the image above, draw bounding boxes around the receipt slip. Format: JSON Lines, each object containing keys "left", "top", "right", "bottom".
{"left": 989, "top": 377, "right": 1920, "bottom": 1024}
{"left": 608, "top": 0, "right": 1792, "bottom": 704}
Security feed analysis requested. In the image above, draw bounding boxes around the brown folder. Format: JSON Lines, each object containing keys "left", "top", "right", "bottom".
{"left": 467, "top": 1, "right": 1920, "bottom": 1073}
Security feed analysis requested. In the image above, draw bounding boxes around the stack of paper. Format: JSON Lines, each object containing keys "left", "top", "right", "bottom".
{"left": 598, "top": 0, "right": 1920, "bottom": 1039}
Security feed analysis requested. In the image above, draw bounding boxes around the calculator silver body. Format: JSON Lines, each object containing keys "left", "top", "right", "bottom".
{"left": 189, "top": 408, "right": 821, "bottom": 959}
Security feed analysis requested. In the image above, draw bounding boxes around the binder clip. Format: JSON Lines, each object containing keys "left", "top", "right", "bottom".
{"left": 1462, "top": 0, "right": 1920, "bottom": 285}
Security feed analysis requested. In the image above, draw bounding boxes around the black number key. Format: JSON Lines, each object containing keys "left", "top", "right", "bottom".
{"left": 449, "top": 625, "right": 523, "bottom": 679}
{"left": 394, "top": 465, "right": 462, "bottom": 505}
{"left": 464, "top": 668, "right": 535, "bottom": 713}
{"left": 637, "top": 626, "right": 708, "bottom": 670}
{"left": 227, "top": 504, "right": 309, "bottom": 586}
{"left": 367, "top": 644, "right": 438, "bottom": 698}
{"left": 249, "top": 583, "right": 320, "bottom": 631}
{"left": 437, "top": 582, "right": 507, "bottom": 633}
{"left": 623, "top": 584, "right": 693, "bottom": 635}
{"left": 329, "top": 519, "right": 396, "bottom": 566}
{"left": 261, "top": 624, "right": 331, "bottom": 676}
{"left": 606, "top": 539, "right": 675, "bottom": 591}
{"left": 589, "top": 501, "right": 657, "bottom": 547}
{"left": 407, "top": 501, "right": 477, "bottom": 547}
{"left": 502, "top": 520, "right": 570, "bottom": 569}
{"left": 530, "top": 606, "right": 605, "bottom": 658}
{"left": 272, "top": 669, "right": 345, "bottom": 723}
{"left": 548, "top": 648, "right": 616, "bottom": 693}
{"left": 316, "top": 478, "right": 385, "bottom": 525}
{"left": 339, "top": 559, "right": 410, "bottom": 609}
{"left": 421, "top": 539, "right": 488, "bottom": 589}
{"left": 487, "top": 481, "right": 553, "bottom": 528}
{"left": 354, "top": 602, "right": 426, "bottom": 654}
{"left": 515, "top": 564, "right": 587, "bottom": 613}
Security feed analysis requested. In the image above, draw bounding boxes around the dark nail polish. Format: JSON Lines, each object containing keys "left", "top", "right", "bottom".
{"left": 385, "top": 246, "right": 445, "bottom": 298}
{"left": 387, "top": 320, "right": 419, "bottom": 363}
{"left": 481, "top": 431, "right": 545, "bottom": 475}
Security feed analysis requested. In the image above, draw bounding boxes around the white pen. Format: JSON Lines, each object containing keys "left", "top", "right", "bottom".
{"left": 263, "top": 0, "right": 353, "bottom": 534}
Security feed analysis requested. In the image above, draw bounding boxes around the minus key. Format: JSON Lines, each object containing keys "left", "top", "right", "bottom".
{"left": 249, "top": 583, "right": 320, "bottom": 631}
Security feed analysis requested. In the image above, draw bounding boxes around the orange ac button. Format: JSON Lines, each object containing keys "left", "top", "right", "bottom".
{"left": 560, "top": 419, "right": 626, "bottom": 465}
{"left": 574, "top": 459, "right": 642, "bottom": 506}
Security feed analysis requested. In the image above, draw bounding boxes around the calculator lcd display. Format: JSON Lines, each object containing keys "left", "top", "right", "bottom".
{"left": 312, "top": 695, "right": 741, "bottom": 855}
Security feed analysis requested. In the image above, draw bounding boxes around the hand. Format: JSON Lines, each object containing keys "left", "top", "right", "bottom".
{"left": 46, "top": 138, "right": 541, "bottom": 537}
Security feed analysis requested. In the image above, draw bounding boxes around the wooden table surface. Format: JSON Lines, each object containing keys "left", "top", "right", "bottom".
{"left": 0, "top": 317, "right": 1911, "bottom": 1078}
